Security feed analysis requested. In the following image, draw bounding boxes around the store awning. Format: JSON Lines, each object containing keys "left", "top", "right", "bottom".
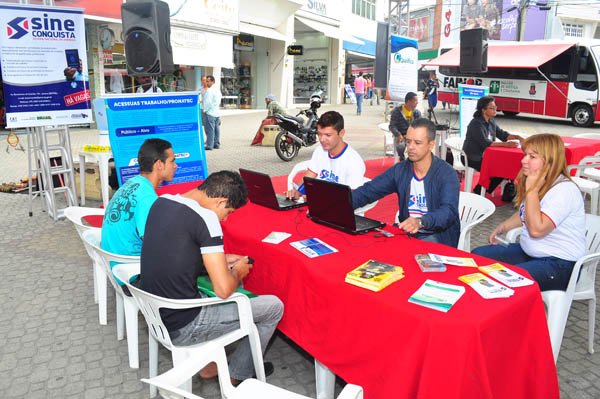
{"left": 295, "top": 16, "right": 364, "bottom": 45}
{"left": 171, "top": 27, "right": 234, "bottom": 68}
{"left": 347, "top": 50, "right": 375, "bottom": 60}
{"left": 239, "top": 22, "right": 289, "bottom": 42}
{"left": 425, "top": 42, "right": 575, "bottom": 69}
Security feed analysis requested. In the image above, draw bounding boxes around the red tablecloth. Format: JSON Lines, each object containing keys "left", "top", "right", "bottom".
{"left": 222, "top": 203, "right": 558, "bottom": 399}
{"left": 478, "top": 136, "right": 600, "bottom": 189}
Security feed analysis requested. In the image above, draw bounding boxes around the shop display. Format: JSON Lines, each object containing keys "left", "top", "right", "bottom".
{"left": 220, "top": 64, "right": 252, "bottom": 109}
{"left": 294, "top": 60, "right": 328, "bottom": 103}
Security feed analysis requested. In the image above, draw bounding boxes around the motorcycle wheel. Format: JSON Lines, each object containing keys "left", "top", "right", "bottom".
{"left": 275, "top": 131, "right": 300, "bottom": 162}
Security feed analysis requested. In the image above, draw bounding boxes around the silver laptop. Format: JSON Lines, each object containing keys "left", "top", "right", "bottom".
{"left": 239, "top": 168, "right": 306, "bottom": 211}
{"left": 303, "top": 177, "right": 384, "bottom": 234}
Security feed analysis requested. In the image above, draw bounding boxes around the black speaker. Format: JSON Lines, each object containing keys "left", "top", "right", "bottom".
{"left": 460, "top": 28, "right": 488, "bottom": 74}
{"left": 121, "top": 0, "right": 174, "bottom": 76}
{"left": 374, "top": 22, "right": 389, "bottom": 89}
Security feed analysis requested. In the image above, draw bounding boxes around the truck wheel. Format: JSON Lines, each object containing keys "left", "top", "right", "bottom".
{"left": 502, "top": 111, "right": 519, "bottom": 117}
{"left": 275, "top": 131, "right": 300, "bottom": 162}
{"left": 571, "top": 104, "right": 594, "bottom": 127}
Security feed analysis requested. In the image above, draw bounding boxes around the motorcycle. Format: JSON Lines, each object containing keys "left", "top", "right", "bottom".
{"left": 273, "top": 94, "right": 322, "bottom": 162}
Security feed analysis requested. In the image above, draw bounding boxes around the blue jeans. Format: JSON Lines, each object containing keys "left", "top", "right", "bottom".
{"left": 472, "top": 243, "right": 575, "bottom": 291}
{"left": 171, "top": 294, "right": 283, "bottom": 380}
{"left": 205, "top": 114, "right": 221, "bottom": 149}
{"left": 356, "top": 94, "right": 364, "bottom": 114}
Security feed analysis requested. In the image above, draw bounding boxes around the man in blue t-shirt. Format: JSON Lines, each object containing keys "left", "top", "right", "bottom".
{"left": 101, "top": 138, "right": 178, "bottom": 269}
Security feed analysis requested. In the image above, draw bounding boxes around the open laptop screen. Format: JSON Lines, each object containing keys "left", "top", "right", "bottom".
{"left": 303, "top": 177, "right": 357, "bottom": 231}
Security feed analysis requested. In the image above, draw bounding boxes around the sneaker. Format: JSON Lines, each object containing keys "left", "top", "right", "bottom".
{"left": 231, "top": 362, "right": 275, "bottom": 387}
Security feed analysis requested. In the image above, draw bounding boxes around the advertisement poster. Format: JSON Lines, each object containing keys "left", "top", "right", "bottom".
{"left": 103, "top": 93, "right": 207, "bottom": 186}
{"left": 458, "top": 84, "right": 488, "bottom": 137}
{"left": 0, "top": 4, "right": 91, "bottom": 128}
{"left": 388, "top": 35, "right": 418, "bottom": 102}
{"left": 439, "top": 0, "right": 461, "bottom": 49}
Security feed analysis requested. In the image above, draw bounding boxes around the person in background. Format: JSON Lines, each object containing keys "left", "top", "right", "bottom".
{"left": 141, "top": 171, "right": 283, "bottom": 384}
{"left": 389, "top": 92, "right": 422, "bottom": 161}
{"left": 472, "top": 134, "right": 585, "bottom": 291}
{"left": 170, "top": 69, "right": 186, "bottom": 92}
{"left": 365, "top": 75, "right": 373, "bottom": 101}
{"left": 462, "top": 96, "right": 524, "bottom": 194}
{"left": 352, "top": 118, "right": 460, "bottom": 246}
{"left": 251, "top": 94, "right": 286, "bottom": 146}
{"left": 285, "top": 110, "right": 365, "bottom": 199}
{"left": 136, "top": 76, "right": 162, "bottom": 93}
{"left": 353, "top": 72, "right": 367, "bottom": 115}
{"left": 202, "top": 75, "right": 222, "bottom": 150}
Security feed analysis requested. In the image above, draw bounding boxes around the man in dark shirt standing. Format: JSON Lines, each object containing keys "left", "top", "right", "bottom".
{"left": 389, "top": 92, "right": 422, "bottom": 160}
{"left": 141, "top": 171, "right": 283, "bottom": 383}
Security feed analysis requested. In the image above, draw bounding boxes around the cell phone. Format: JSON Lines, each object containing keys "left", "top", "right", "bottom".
{"left": 65, "top": 49, "right": 80, "bottom": 69}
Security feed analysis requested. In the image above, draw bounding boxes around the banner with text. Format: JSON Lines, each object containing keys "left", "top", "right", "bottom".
{"left": 0, "top": 4, "right": 91, "bottom": 128}
{"left": 102, "top": 93, "right": 207, "bottom": 186}
{"left": 458, "top": 84, "right": 489, "bottom": 138}
{"left": 388, "top": 35, "right": 418, "bottom": 102}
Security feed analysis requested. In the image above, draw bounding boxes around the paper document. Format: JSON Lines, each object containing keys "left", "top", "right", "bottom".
{"left": 408, "top": 279, "right": 465, "bottom": 312}
{"left": 459, "top": 273, "right": 514, "bottom": 299}
{"left": 429, "top": 253, "right": 477, "bottom": 267}
{"left": 262, "top": 231, "right": 292, "bottom": 244}
{"left": 290, "top": 238, "right": 338, "bottom": 258}
{"left": 478, "top": 263, "right": 534, "bottom": 288}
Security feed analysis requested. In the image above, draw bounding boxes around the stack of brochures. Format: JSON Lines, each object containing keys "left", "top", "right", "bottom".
{"left": 415, "top": 254, "right": 446, "bottom": 272}
{"left": 459, "top": 273, "right": 515, "bottom": 299}
{"left": 478, "top": 263, "right": 534, "bottom": 287}
{"left": 408, "top": 279, "right": 465, "bottom": 312}
{"left": 345, "top": 259, "right": 405, "bottom": 292}
{"left": 428, "top": 253, "right": 477, "bottom": 267}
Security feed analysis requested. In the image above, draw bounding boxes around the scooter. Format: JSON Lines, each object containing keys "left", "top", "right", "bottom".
{"left": 273, "top": 94, "right": 322, "bottom": 162}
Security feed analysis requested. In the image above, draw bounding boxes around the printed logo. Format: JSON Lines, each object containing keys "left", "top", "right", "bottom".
{"left": 489, "top": 80, "right": 500, "bottom": 94}
{"left": 7, "top": 17, "right": 28, "bottom": 39}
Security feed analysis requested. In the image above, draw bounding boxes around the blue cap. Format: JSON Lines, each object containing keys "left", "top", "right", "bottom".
{"left": 266, "top": 94, "right": 276, "bottom": 101}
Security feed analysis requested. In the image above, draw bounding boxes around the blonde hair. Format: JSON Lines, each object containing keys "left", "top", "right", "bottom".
{"left": 514, "top": 134, "right": 570, "bottom": 206}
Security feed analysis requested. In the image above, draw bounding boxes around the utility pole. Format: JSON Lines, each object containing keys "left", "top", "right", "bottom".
{"left": 388, "top": 0, "right": 410, "bottom": 37}
{"left": 516, "top": 0, "right": 529, "bottom": 41}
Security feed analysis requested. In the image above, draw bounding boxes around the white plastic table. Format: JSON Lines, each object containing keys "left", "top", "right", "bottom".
{"left": 79, "top": 150, "right": 112, "bottom": 207}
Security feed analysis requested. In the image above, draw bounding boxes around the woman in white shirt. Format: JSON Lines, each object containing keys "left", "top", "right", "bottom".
{"left": 472, "top": 133, "right": 586, "bottom": 291}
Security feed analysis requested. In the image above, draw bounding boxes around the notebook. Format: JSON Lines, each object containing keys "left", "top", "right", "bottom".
{"left": 303, "top": 176, "right": 384, "bottom": 234}
{"left": 239, "top": 168, "right": 306, "bottom": 211}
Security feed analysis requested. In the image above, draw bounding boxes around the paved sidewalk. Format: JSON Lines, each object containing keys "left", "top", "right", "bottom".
{"left": 0, "top": 102, "right": 599, "bottom": 398}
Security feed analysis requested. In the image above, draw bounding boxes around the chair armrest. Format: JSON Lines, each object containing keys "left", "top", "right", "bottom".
{"left": 337, "top": 384, "right": 364, "bottom": 399}
{"left": 506, "top": 227, "right": 522, "bottom": 243}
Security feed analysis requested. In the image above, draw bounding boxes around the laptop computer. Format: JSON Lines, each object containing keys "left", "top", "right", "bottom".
{"left": 239, "top": 168, "right": 306, "bottom": 211}
{"left": 303, "top": 177, "right": 385, "bottom": 234}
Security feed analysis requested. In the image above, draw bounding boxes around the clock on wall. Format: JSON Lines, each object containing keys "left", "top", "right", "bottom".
{"left": 100, "top": 27, "right": 115, "bottom": 50}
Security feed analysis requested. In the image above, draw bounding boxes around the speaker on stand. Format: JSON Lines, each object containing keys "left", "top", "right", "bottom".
{"left": 121, "top": 0, "right": 174, "bottom": 76}
{"left": 460, "top": 28, "right": 488, "bottom": 74}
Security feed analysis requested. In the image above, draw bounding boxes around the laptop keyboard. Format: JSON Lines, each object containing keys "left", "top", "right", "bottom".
{"left": 276, "top": 195, "right": 296, "bottom": 207}
{"left": 355, "top": 216, "right": 379, "bottom": 231}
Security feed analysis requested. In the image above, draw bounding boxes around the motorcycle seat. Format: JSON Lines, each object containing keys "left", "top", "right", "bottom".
{"left": 276, "top": 113, "right": 304, "bottom": 124}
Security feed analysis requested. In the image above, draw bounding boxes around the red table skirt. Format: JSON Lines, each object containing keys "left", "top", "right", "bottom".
{"left": 222, "top": 203, "right": 559, "bottom": 399}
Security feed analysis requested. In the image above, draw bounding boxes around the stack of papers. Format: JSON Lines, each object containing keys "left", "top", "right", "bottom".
{"left": 429, "top": 254, "right": 477, "bottom": 267}
{"left": 345, "top": 259, "right": 405, "bottom": 292}
{"left": 415, "top": 254, "right": 446, "bottom": 272}
{"left": 478, "top": 263, "right": 534, "bottom": 287}
{"left": 408, "top": 279, "right": 465, "bottom": 312}
{"left": 290, "top": 238, "right": 338, "bottom": 258}
{"left": 459, "top": 273, "right": 515, "bottom": 299}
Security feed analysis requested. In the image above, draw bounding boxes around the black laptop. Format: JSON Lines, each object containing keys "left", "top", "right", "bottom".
{"left": 239, "top": 168, "right": 306, "bottom": 211}
{"left": 303, "top": 177, "right": 385, "bottom": 234}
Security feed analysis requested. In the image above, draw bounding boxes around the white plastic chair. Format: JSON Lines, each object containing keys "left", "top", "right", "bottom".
{"left": 287, "top": 161, "right": 377, "bottom": 216}
{"left": 141, "top": 341, "right": 364, "bottom": 399}
{"left": 573, "top": 133, "right": 600, "bottom": 140}
{"left": 506, "top": 214, "right": 600, "bottom": 361}
{"left": 568, "top": 157, "right": 600, "bottom": 215}
{"left": 82, "top": 230, "right": 141, "bottom": 369}
{"left": 112, "top": 264, "right": 266, "bottom": 398}
{"left": 582, "top": 153, "right": 600, "bottom": 185}
{"left": 445, "top": 137, "right": 479, "bottom": 194}
{"left": 64, "top": 206, "right": 105, "bottom": 318}
{"left": 457, "top": 192, "right": 496, "bottom": 252}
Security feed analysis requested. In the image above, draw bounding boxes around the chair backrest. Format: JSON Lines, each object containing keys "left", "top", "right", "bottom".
{"left": 81, "top": 229, "right": 140, "bottom": 291}
{"left": 568, "top": 156, "right": 600, "bottom": 178}
{"left": 575, "top": 214, "right": 600, "bottom": 294}
{"left": 444, "top": 137, "right": 468, "bottom": 170}
{"left": 64, "top": 206, "right": 105, "bottom": 236}
{"left": 458, "top": 192, "right": 495, "bottom": 229}
{"left": 573, "top": 133, "right": 600, "bottom": 140}
{"left": 287, "top": 160, "right": 311, "bottom": 191}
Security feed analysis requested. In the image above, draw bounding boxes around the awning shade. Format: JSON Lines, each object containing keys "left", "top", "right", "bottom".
{"left": 240, "top": 22, "right": 289, "bottom": 42}
{"left": 295, "top": 16, "right": 364, "bottom": 45}
{"left": 171, "top": 28, "right": 234, "bottom": 68}
{"left": 425, "top": 43, "right": 575, "bottom": 69}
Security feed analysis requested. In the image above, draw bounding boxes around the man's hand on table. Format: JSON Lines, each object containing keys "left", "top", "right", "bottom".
{"left": 398, "top": 216, "right": 421, "bottom": 235}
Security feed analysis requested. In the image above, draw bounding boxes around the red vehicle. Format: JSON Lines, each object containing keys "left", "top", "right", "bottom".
{"left": 427, "top": 40, "right": 600, "bottom": 127}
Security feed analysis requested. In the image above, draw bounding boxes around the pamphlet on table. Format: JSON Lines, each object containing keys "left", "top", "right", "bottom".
{"left": 429, "top": 254, "right": 477, "bottom": 267}
{"left": 408, "top": 280, "right": 465, "bottom": 312}
{"left": 290, "top": 238, "right": 338, "bottom": 258}
{"left": 478, "top": 263, "right": 534, "bottom": 288}
{"left": 415, "top": 254, "right": 446, "bottom": 272}
{"left": 459, "top": 273, "right": 515, "bottom": 299}
{"left": 262, "top": 231, "right": 292, "bottom": 244}
{"left": 345, "top": 259, "right": 405, "bottom": 292}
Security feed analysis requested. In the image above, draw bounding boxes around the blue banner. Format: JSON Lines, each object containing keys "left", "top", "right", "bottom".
{"left": 102, "top": 93, "right": 207, "bottom": 186}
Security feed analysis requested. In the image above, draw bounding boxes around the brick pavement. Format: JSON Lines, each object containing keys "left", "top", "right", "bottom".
{"left": 0, "top": 102, "right": 599, "bottom": 398}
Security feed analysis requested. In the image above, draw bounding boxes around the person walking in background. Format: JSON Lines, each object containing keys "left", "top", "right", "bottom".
{"left": 353, "top": 72, "right": 367, "bottom": 115}
{"left": 202, "top": 75, "right": 222, "bottom": 150}
{"left": 365, "top": 75, "right": 373, "bottom": 101}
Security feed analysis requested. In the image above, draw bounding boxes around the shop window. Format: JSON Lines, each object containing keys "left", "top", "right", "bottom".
{"left": 352, "top": 0, "right": 376, "bottom": 21}
{"left": 563, "top": 23, "right": 584, "bottom": 38}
